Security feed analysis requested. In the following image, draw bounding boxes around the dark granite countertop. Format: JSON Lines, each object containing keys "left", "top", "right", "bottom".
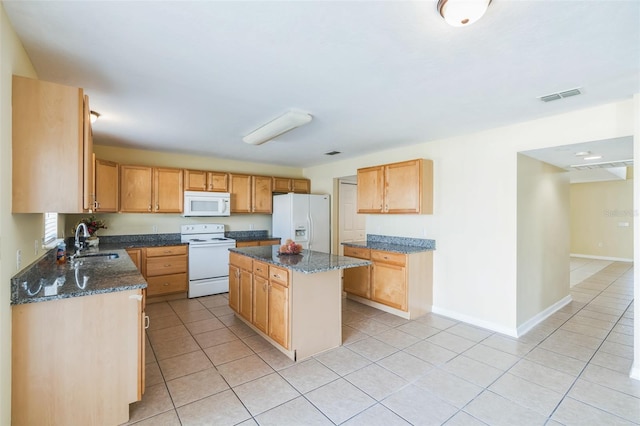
{"left": 229, "top": 246, "right": 371, "bottom": 274}
{"left": 11, "top": 247, "right": 146, "bottom": 305}
{"left": 342, "top": 234, "right": 436, "bottom": 254}
{"left": 226, "top": 230, "right": 280, "bottom": 243}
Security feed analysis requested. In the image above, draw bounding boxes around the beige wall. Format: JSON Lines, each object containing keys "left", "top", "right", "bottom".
{"left": 306, "top": 99, "right": 635, "bottom": 335}
{"left": 65, "top": 145, "right": 308, "bottom": 237}
{"left": 570, "top": 174, "right": 634, "bottom": 260}
{"left": 1, "top": 5, "right": 39, "bottom": 424}
{"left": 516, "top": 154, "right": 570, "bottom": 330}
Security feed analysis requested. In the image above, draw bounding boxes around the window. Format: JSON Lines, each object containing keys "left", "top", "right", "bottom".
{"left": 43, "top": 212, "right": 58, "bottom": 246}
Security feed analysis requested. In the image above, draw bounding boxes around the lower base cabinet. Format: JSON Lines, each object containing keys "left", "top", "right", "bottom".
{"left": 11, "top": 289, "right": 145, "bottom": 425}
{"left": 343, "top": 245, "right": 433, "bottom": 319}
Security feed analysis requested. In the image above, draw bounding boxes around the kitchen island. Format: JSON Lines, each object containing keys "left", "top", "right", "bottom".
{"left": 228, "top": 246, "right": 371, "bottom": 360}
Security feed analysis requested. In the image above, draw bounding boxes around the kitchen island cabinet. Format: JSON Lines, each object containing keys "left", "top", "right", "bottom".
{"left": 229, "top": 247, "right": 370, "bottom": 360}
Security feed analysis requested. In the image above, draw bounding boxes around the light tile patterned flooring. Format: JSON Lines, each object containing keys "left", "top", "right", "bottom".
{"left": 123, "top": 261, "right": 637, "bottom": 425}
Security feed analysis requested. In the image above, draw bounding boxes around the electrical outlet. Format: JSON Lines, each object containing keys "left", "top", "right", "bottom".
{"left": 16, "top": 249, "right": 22, "bottom": 271}
{"left": 597, "top": 242, "right": 603, "bottom": 248}
{"left": 249, "top": 224, "right": 254, "bottom": 230}
{"left": 34, "top": 239, "right": 39, "bottom": 256}
{"left": 152, "top": 225, "right": 158, "bottom": 233}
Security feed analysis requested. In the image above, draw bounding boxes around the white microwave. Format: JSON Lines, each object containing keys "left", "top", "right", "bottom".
{"left": 183, "top": 191, "right": 231, "bottom": 217}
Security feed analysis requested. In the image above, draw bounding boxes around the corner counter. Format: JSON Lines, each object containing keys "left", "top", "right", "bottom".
{"left": 228, "top": 247, "right": 371, "bottom": 361}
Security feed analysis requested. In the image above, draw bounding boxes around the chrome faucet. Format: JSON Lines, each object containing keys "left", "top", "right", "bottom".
{"left": 75, "top": 223, "right": 89, "bottom": 253}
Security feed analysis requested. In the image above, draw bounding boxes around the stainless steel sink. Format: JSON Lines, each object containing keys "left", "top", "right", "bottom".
{"left": 74, "top": 252, "right": 120, "bottom": 260}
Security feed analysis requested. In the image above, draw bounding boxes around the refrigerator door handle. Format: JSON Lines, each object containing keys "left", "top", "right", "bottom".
{"left": 308, "top": 214, "right": 313, "bottom": 249}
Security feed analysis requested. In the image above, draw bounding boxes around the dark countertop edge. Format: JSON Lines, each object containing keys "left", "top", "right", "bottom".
{"left": 231, "top": 236, "right": 281, "bottom": 243}
{"left": 229, "top": 247, "right": 372, "bottom": 274}
{"left": 341, "top": 240, "right": 436, "bottom": 254}
{"left": 11, "top": 282, "right": 147, "bottom": 305}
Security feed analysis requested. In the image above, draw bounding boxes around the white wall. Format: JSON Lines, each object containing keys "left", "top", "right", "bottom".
{"left": 0, "top": 5, "right": 39, "bottom": 423}
{"left": 306, "top": 99, "right": 635, "bottom": 336}
{"left": 516, "top": 154, "right": 570, "bottom": 331}
{"left": 632, "top": 93, "right": 639, "bottom": 381}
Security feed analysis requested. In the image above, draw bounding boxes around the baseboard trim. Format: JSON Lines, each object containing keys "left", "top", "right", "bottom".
{"left": 571, "top": 253, "right": 633, "bottom": 262}
{"left": 431, "top": 306, "right": 518, "bottom": 338}
{"left": 516, "top": 295, "right": 573, "bottom": 337}
{"left": 630, "top": 362, "right": 640, "bottom": 381}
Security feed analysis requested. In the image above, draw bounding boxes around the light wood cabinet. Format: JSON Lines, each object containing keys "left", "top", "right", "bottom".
{"left": 120, "top": 166, "right": 183, "bottom": 213}
{"left": 11, "top": 289, "right": 145, "bottom": 425}
{"left": 154, "top": 167, "right": 184, "bottom": 212}
{"left": 184, "top": 169, "right": 228, "bottom": 192}
{"left": 342, "top": 246, "right": 371, "bottom": 298}
{"left": 343, "top": 245, "right": 433, "bottom": 319}
{"left": 12, "top": 76, "right": 94, "bottom": 213}
{"left": 229, "top": 174, "right": 273, "bottom": 213}
{"left": 120, "top": 165, "right": 153, "bottom": 212}
{"left": 126, "top": 248, "right": 143, "bottom": 271}
{"left": 235, "top": 238, "right": 281, "bottom": 248}
{"left": 229, "top": 252, "right": 254, "bottom": 321}
{"left": 252, "top": 261, "right": 269, "bottom": 333}
{"left": 94, "top": 158, "right": 119, "bottom": 212}
{"left": 371, "top": 250, "right": 407, "bottom": 311}
{"left": 272, "top": 177, "right": 311, "bottom": 194}
{"left": 143, "top": 245, "right": 188, "bottom": 296}
{"left": 267, "top": 265, "right": 290, "bottom": 349}
{"left": 357, "top": 159, "right": 433, "bottom": 214}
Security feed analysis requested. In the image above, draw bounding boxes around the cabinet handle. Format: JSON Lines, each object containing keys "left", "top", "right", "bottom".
{"left": 129, "top": 294, "right": 143, "bottom": 301}
{"left": 164, "top": 263, "right": 172, "bottom": 267}
{"left": 155, "top": 203, "right": 159, "bottom": 211}
{"left": 148, "top": 205, "right": 152, "bottom": 211}
{"left": 263, "top": 283, "right": 267, "bottom": 291}
{"left": 163, "top": 282, "right": 170, "bottom": 286}
{"left": 144, "top": 315, "right": 150, "bottom": 329}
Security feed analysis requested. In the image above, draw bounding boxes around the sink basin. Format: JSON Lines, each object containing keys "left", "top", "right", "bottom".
{"left": 74, "top": 252, "right": 120, "bottom": 260}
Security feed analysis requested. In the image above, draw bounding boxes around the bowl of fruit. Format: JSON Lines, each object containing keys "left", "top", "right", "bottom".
{"left": 278, "top": 239, "right": 303, "bottom": 255}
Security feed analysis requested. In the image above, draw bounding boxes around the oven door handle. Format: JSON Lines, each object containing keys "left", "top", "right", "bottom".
{"left": 189, "top": 243, "right": 234, "bottom": 249}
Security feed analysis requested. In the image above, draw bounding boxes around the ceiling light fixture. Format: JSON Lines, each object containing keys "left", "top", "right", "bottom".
{"left": 574, "top": 151, "right": 591, "bottom": 157}
{"left": 90, "top": 110, "right": 100, "bottom": 123}
{"left": 437, "top": 0, "right": 492, "bottom": 27}
{"left": 243, "top": 111, "right": 312, "bottom": 145}
{"left": 584, "top": 155, "right": 602, "bottom": 161}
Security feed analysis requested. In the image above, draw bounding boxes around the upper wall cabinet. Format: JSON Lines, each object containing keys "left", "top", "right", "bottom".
{"left": 120, "top": 166, "right": 183, "bottom": 213}
{"left": 272, "top": 177, "right": 310, "bottom": 194}
{"left": 184, "top": 169, "right": 228, "bottom": 192}
{"left": 357, "top": 159, "right": 433, "bottom": 214}
{"left": 94, "top": 158, "right": 119, "bottom": 212}
{"left": 12, "top": 76, "right": 94, "bottom": 213}
{"left": 229, "top": 174, "right": 273, "bottom": 213}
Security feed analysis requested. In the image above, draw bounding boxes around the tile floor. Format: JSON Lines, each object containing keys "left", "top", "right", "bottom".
{"left": 123, "top": 260, "right": 637, "bottom": 425}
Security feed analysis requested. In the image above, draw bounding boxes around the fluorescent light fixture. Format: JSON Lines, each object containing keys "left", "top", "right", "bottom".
{"left": 574, "top": 151, "right": 590, "bottom": 157}
{"left": 90, "top": 110, "right": 100, "bottom": 123}
{"left": 437, "top": 0, "right": 492, "bottom": 27}
{"left": 243, "top": 111, "right": 312, "bottom": 145}
{"left": 584, "top": 155, "right": 602, "bottom": 161}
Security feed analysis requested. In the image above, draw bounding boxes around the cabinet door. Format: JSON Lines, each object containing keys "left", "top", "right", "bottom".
{"left": 229, "top": 265, "right": 240, "bottom": 313}
{"left": 229, "top": 174, "right": 252, "bottom": 213}
{"left": 236, "top": 241, "right": 259, "bottom": 248}
{"left": 208, "top": 172, "right": 229, "bottom": 192}
{"left": 268, "top": 282, "right": 289, "bottom": 349}
{"left": 83, "top": 95, "right": 94, "bottom": 212}
{"left": 239, "top": 269, "right": 253, "bottom": 322}
{"left": 126, "top": 248, "right": 142, "bottom": 272}
{"left": 95, "top": 159, "right": 119, "bottom": 212}
{"left": 154, "top": 167, "right": 183, "bottom": 213}
{"left": 184, "top": 169, "right": 208, "bottom": 191}
{"left": 12, "top": 76, "right": 89, "bottom": 213}
{"left": 385, "top": 160, "right": 421, "bottom": 214}
{"left": 253, "top": 276, "right": 269, "bottom": 333}
{"left": 342, "top": 246, "right": 371, "bottom": 298}
{"left": 357, "top": 166, "right": 384, "bottom": 213}
{"left": 272, "top": 177, "right": 291, "bottom": 193}
{"left": 120, "top": 165, "right": 153, "bottom": 212}
{"left": 252, "top": 175, "right": 273, "bottom": 213}
{"left": 371, "top": 252, "right": 407, "bottom": 311}
{"left": 292, "top": 179, "right": 310, "bottom": 194}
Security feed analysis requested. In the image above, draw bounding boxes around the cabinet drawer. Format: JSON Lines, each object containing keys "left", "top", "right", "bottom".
{"left": 146, "top": 273, "right": 187, "bottom": 296}
{"left": 230, "top": 252, "right": 253, "bottom": 271}
{"left": 145, "top": 245, "right": 187, "bottom": 257}
{"left": 269, "top": 265, "right": 289, "bottom": 287}
{"left": 253, "top": 260, "right": 269, "bottom": 279}
{"left": 371, "top": 250, "right": 406, "bottom": 266}
{"left": 235, "top": 241, "right": 258, "bottom": 248}
{"left": 343, "top": 246, "right": 371, "bottom": 259}
{"left": 145, "top": 255, "right": 187, "bottom": 276}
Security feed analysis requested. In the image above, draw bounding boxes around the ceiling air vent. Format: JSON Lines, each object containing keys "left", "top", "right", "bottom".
{"left": 539, "top": 88, "right": 582, "bottom": 102}
{"left": 324, "top": 151, "right": 341, "bottom": 156}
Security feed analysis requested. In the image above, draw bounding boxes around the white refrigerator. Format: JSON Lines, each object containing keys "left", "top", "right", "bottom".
{"left": 272, "top": 193, "right": 330, "bottom": 253}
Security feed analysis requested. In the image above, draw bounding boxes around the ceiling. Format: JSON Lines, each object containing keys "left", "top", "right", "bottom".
{"left": 4, "top": 1, "right": 640, "bottom": 168}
